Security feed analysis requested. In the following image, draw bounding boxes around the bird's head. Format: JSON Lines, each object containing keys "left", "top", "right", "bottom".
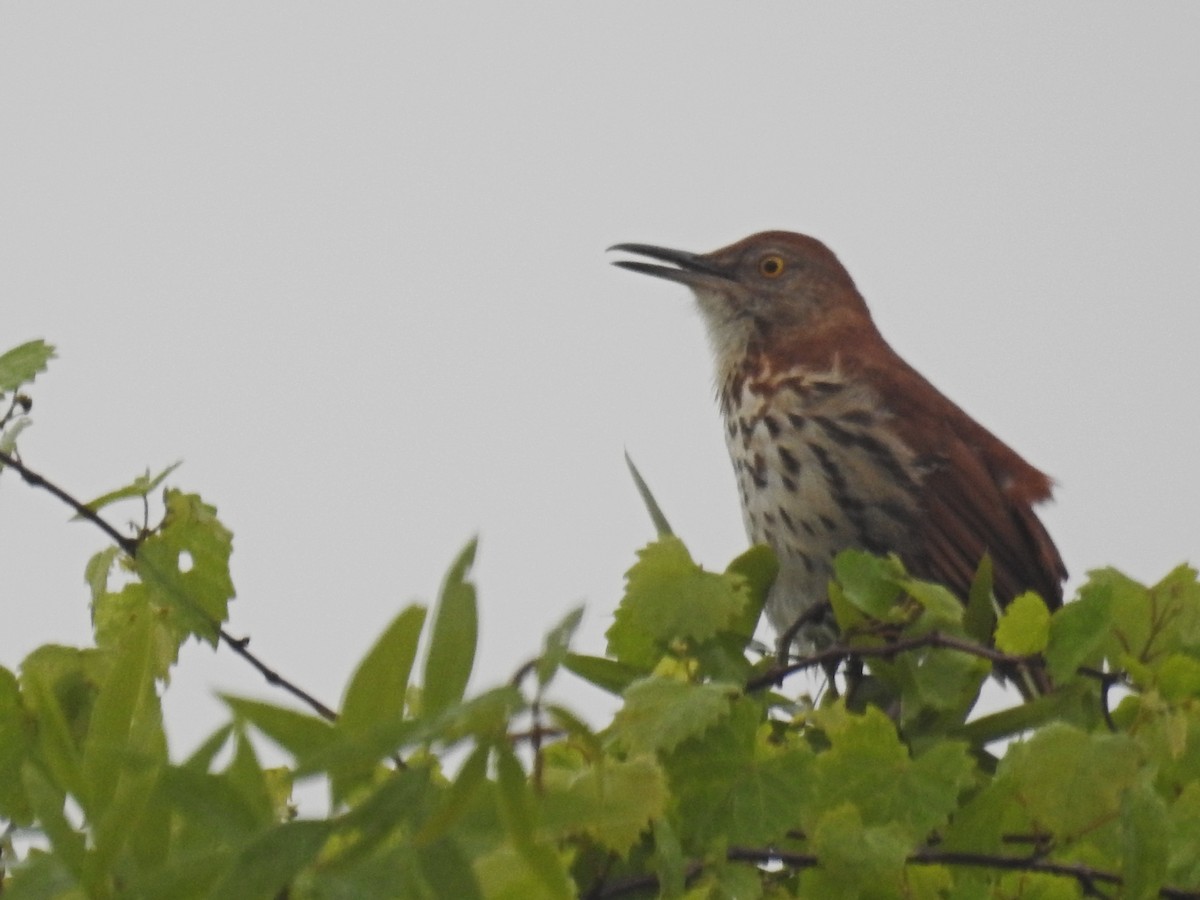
{"left": 610, "top": 231, "right": 874, "bottom": 375}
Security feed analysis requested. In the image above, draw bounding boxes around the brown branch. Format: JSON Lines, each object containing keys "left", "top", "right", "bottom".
{"left": 0, "top": 448, "right": 338, "bottom": 722}
{"left": 592, "top": 843, "right": 1199, "bottom": 899}
{"left": 747, "top": 630, "right": 1038, "bottom": 693}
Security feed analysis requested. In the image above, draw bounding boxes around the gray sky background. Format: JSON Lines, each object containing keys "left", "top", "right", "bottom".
{"left": 2, "top": 6, "right": 1198, "bottom": 763}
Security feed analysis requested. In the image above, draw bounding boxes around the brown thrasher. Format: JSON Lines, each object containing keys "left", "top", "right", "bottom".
{"left": 610, "top": 231, "right": 1066, "bottom": 685}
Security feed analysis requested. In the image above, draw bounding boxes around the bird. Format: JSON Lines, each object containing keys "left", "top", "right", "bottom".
{"left": 609, "top": 231, "right": 1066, "bottom": 688}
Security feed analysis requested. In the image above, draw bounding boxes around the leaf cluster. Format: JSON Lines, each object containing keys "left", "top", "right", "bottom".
{"left": 2, "top": 342, "right": 1200, "bottom": 899}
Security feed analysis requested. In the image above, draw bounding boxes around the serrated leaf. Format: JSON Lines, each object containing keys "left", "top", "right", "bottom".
{"left": 625, "top": 451, "right": 673, "bottom": 537}
{"left": 536, "top": 605, "right": 584, "bottom": 689}
{"left": 341, "top": 605, "right": 426, "bottom": 732}
{"left": 0, "top": 339, "right": 55, "bottom": 393}
{"left": 1000, "top": 722, "right": 1140, "bottom": 837}
{"left": 994, "top": 591, "right": 1050, "bottom": 655}
{"left": 422, "top": 540, "right": 479, "bottom": 718}
{"left": 541, "top": 753, "right": 668, "bottom": 855}
{"left": 801, "top": 803, "right": 909, "bottom": 900}
{"left": 724, "top": 544, "right": 776, "bottom": 640}
{"left": 665, "top": 697, "right": 812, "bottom": 847}
{"left": 134, "top": 490, "right": 235, "bottom": 646}
{"left": 807, "top": 705, "right": 974, "bottom": 839}
{"left": 607, "top": 538, "right": 746, "bottom": 667}
{"left": 611, "top": 677, "right": 737, "bottom": 755}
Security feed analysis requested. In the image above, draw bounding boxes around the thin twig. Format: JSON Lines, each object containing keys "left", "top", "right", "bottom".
{"left": 0, "top": 448, "right": 338, "bottom": 722}
{"left": 591, "top": 843, "right": 1200, "bottom": 900}
{"left": 747, "top": 629, "right": 1038, "bottom": 692}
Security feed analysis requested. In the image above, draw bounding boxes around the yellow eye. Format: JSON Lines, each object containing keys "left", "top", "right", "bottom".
{"left": 759, "top": 255, "right": 785, "bottom": 278}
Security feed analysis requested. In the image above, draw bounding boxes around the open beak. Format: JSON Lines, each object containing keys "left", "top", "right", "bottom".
{"left": 608, "top": 242, "right": 729, "bottom": 287}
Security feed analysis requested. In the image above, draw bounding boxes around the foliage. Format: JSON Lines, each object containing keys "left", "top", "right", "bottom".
{"left": 2, "top": 341, "right": 1200, "bottom": 899}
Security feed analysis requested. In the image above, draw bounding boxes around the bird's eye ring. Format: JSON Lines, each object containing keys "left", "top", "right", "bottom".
{"left": 759, "top": 255, "right": 785, "bottom": 278}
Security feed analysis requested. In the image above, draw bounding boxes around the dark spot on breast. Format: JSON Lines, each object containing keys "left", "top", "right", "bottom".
{"left": 787, "top": 413, "right": 807, "bottom": 429}
{"left": 750, "top": 453, "right": 768, "bottom": 489}
{"left": 779, "top": 507, "right": 797, "bottom": 533}
{"left": 763, "top": 415, "right": 780, "bottom": 437}
{"left": 781, "top": 475, "right": 798, "bottom": 493}
{"left": 819, "top": 514, "right": 838, "bottom": 532}
{"left": 778, "top": 446, "right": 801, "bottom": 475}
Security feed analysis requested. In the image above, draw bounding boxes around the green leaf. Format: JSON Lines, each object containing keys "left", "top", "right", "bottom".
{"left": 0, "top": 339, "right": 55, "bottom": 393}
{"left": 536, "top": 605, "right": 585, "bottom": 689}
{"left": 963, "top": 555, "right": 998, "bottom": 647}
{"left": 222, "top": 695, "right": 334, "bottom": 760}
{"left": 206, "top": 819, "right": 332, "bottom": 900}
{"left": 801, "top": 803, "right": 910, "bottom": 900}
{"left": 473, "top": 843, "right": 573, "bottom": 900}
{"left": 417, "top": 838, "right": 485, "bottom": 900}
{"left": 1046, "top": 580, "right": 1113, "bottom": 683}
{"left": 807, "top": 705, "right": 974, "bottom": 840}
{"left": 158, "top": 765, "right": 265, "bottom": 841}
{"left": 495, "top": 743, "right": 537, "bottom": 845}
{"left": 21, "top": 763, "right": 86, "bottom": 879}
{"left": 541, "top": 753, "right": 668, "bottom": 855}
{"left": 422, "top": 539, "right": 479, "bottom": 718}
{"left": 562, "top": 652, "right": 642, "bottom": 695}
{"left": 611, "top": 677, "right": 737, "bottom": 755}
{"left": 415, "top": 741, "right": 490, "bottom": 844}
{"left": 834, "top": 550, "right": 904, "bottom": 618}
{"left": 1157, "top": 654, "right": 1200, "bottom": 701}
{"left": 607, "top": 537, "right": 746, "bottom": 667}
{"left": 665, "top": 697, "right": 812, "bottom": 847}
{"left": 340, "top": 604, "right": 427, "bottom": 732}
{"left": 1121, "top": 776, "right": 1168, "bottom": 900}
{"left": 1001, "top": 723, "right": 1140, "bottom": 838}
{"left": 332, "top": 606, "right": 427, "bottom": 802}
{"left": 625, "top": 451, "right": 673, "bottom": 537}
{"left": 134, "top": 490, "right": 235, "bottom": 646}
{"left": 0, "top": 666, "right": 34, "bottom": 822}
{"left": 82, "top": 613, "right": 166, "bottom": 878}
{"left": 723, "top": 544, "right": 776, "bottom": 641}
{"left": 78, "top": 462, "right": 183, "bottom": 515}
{"left": 901, "top": 578, "right": 964, "bottom": 630}
{"left": 20, "top": 650, "right": 94, "bottom": 801}
{"left": 0, "top": 416, "right": 31, "bottom": 456}
{"left": 994, "top": 591, "right": 1051, "bottom": 655}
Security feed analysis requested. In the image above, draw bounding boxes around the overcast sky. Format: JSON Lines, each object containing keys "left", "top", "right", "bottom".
{"left": 2, "top": 6, "right": 1198, "bottom": 761}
